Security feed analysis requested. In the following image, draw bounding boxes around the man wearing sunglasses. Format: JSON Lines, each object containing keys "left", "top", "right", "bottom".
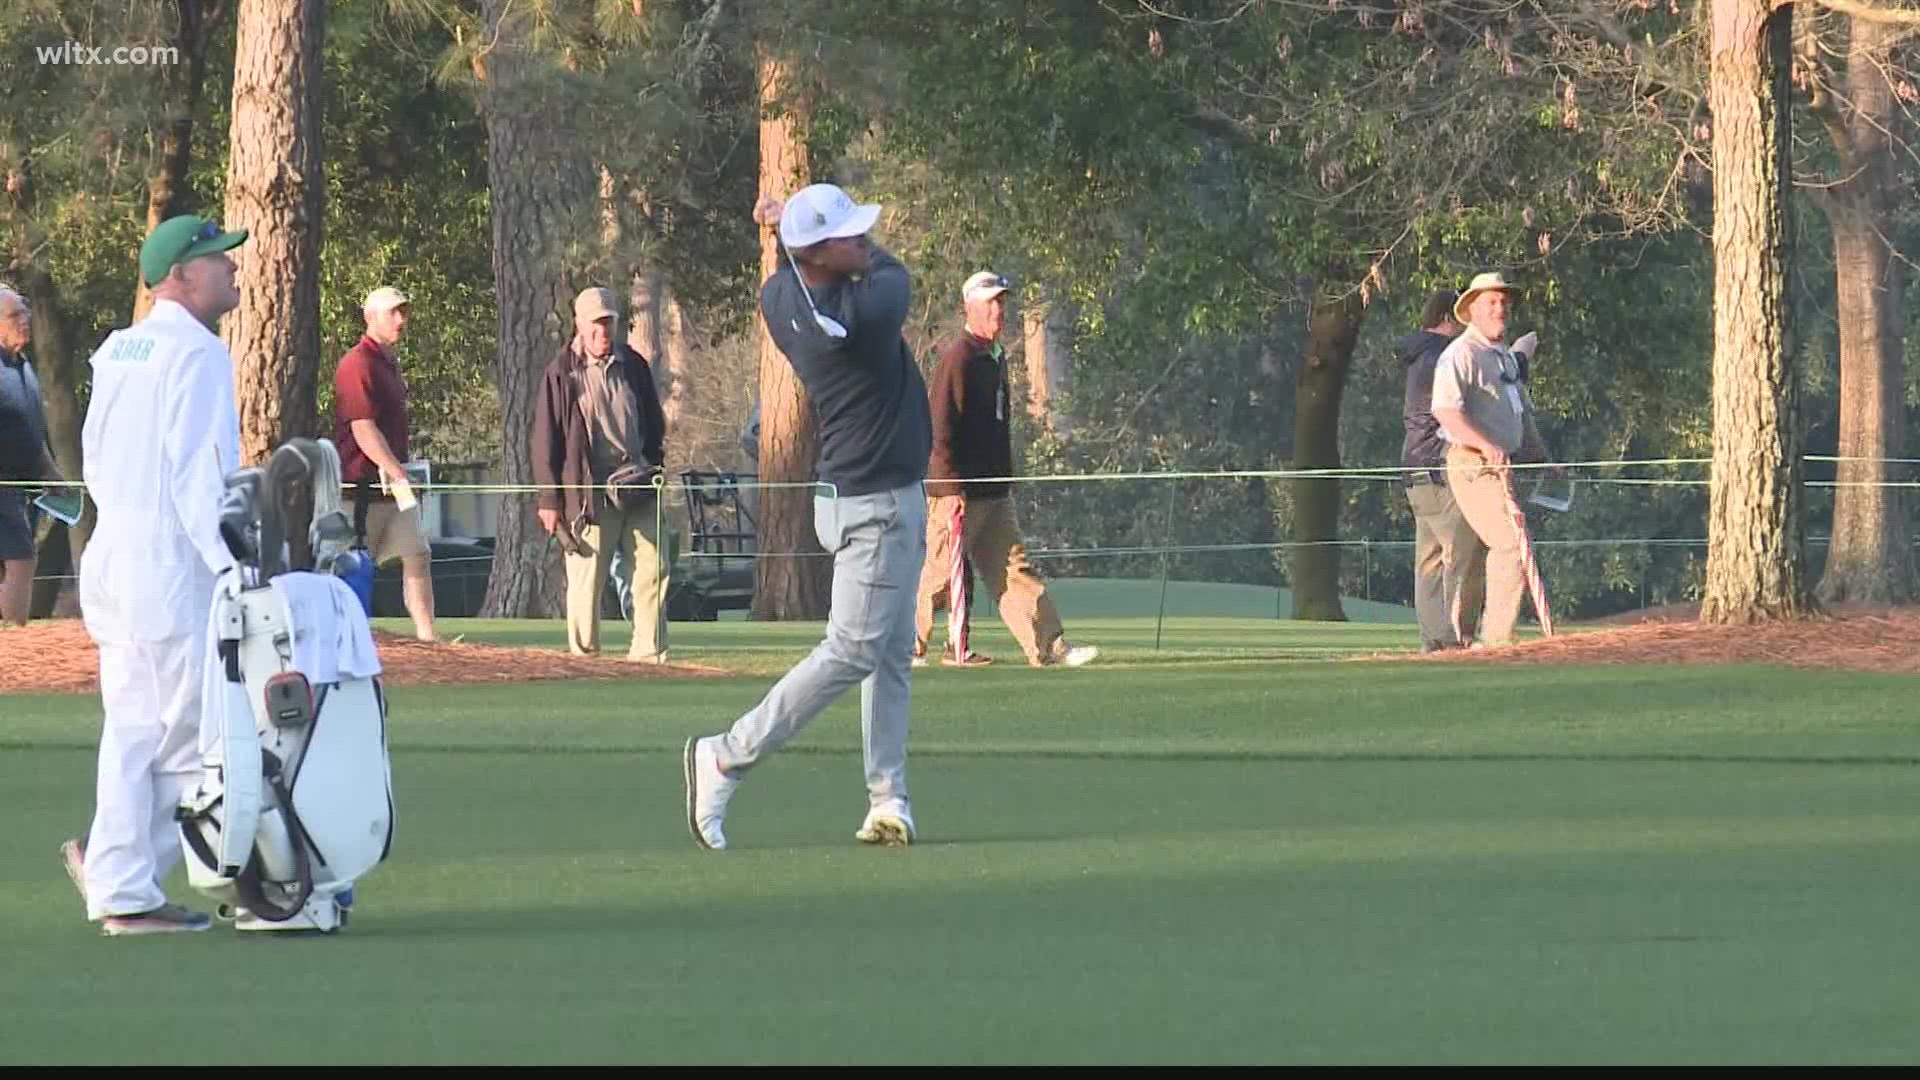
{"left": 1431, "top": 272, "right": 1557, "bottom": 648}
{"left": 60, "top": 214, "right": 247, "bottom": 935}
{"left": 915, "top": 271, "right": 1098, "bottom": 670}
{"left": 682, "top": 185, "right": 933, "bottom": 851}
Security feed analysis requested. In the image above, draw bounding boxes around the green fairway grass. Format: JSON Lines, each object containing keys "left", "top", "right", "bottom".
{"left": 2, "top": 611, "right": 1915, "bottom": 1064}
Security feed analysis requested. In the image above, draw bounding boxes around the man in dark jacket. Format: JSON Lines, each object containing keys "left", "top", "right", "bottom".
{"left": 531, "top": 286, "right": 672, "bottom": 662}
{"left": 0, "top": 284, "right": 61, "bottom": 627}
{"left": 1399, "top": 288, "right": 1483, "bottom": 652}
{"left": 682, "top": 184, "right": 933, "bottom": 852}
{"left": 913, "top": 271, "right": 1097, "bottom": 670}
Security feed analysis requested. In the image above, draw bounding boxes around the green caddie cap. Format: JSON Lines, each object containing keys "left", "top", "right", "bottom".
{"left": 139, "top": 215, "right": 248, "bottom": 288}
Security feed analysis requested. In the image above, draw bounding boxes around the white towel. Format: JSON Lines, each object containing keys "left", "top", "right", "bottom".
{"left": 271, "top": 572, "right": 383, "bottom": 685}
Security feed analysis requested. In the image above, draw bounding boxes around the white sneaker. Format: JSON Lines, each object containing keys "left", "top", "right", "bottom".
{"left": 1061, "top": 644, "right": 1100, "bottom": 668}
{"left": 683, "top": 736, "right": 738, "bottom": 851}
{"left": 855, "top": 802, "right": 916, "bottom": 847}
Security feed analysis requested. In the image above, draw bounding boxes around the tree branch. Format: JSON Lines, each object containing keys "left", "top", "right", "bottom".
{"left": 1809, "top": 0, "right": 1920, "bottom": 27}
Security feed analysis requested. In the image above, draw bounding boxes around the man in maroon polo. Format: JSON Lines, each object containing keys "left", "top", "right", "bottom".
{"left": 333, "top": 285, "right": 438, "bottom": 641}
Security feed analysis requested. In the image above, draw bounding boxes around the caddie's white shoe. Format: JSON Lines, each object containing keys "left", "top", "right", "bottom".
{"left": 855, "top": 802, "right": 915, "bottom": 847}
{"left": 59, "top": 837, "right": 87, "bottom": 910}
{"left": 684, "top": 736, "right": 737, "bottom": 851}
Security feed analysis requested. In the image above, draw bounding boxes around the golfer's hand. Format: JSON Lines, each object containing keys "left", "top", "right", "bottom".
{"left": 1481, "top": 445, "right": 1511, "bottom": 469}
{"left": 537, "top": 508, "right": 560, "bottom": 534}
{"left": 753, "top": 195, "right": 784, "bottom": 227}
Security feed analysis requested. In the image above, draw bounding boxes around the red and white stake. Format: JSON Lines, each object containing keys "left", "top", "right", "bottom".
{"left": 946, "top": 498, "right": 970, "bottom": 660}
{"left": 1503, "top": 486, "right": 1554, "bottom": 637}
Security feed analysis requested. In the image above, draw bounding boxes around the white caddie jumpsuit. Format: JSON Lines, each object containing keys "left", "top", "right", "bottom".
{"left": 76, "top": 298, "right": 240, "bottom": 920}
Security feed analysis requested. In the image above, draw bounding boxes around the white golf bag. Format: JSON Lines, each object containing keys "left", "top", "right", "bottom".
{"left": 176, "top": 438, "right": 395, "bottom": 933}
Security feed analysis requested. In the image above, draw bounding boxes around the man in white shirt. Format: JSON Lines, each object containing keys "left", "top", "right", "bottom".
{"left": 60, "top": 214, "right": 247, "bottom": 936}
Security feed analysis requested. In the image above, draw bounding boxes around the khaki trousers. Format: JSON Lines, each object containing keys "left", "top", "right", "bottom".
{"left": 566, "top": 499, "right": 671, "bottom": 661}
{"left": 1445, "top": 447, "right": 1528, "bottom": 646}
{"left": 914, "top": 494, "right": 1065, "bottom": 663}
{"left": 1406, "top": 481, "right": 1485, "bottom": 649}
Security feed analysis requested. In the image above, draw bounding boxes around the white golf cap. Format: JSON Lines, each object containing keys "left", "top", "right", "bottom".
{"left": 962, "top": 271, "right": 1010, "bottom": 303}
{"left": 779, "top": 183, "right": 882, "bottom": 250}
{"left": 364, "top": 286, "right": 410, "bottom": 313}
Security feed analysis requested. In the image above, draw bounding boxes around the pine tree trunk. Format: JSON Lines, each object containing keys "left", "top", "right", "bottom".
{"left": 1290, "top": 287, "right": 1362, "bottom": 621}
{"left": 1021, "top": 295, "right": 1074, "bottom": 441}
{"left": 1815, "top": 17, "right": 1910, "bottom": 604}
{"left": 661, "top": 293, "right": 693, "bottom": 437}
{"left": 751, "top": 44, "right": 831, "bottom": 620}
{"left": 629, "top": 266, "right": 665, "bottom": 366}
{"left": 135, "top": 0, "right": 224, "bottom": 321}
{"left": 1701, "top": 0, "right": 1812, "bottom": 624}
{"left": 222, "top": 0, "right": 326, "bottom": 466}
{"left": 628, "top": 265, "right": 695, "bottom": 442}
{"left": 476, "top": 0, "right": 590, "bottom": 618}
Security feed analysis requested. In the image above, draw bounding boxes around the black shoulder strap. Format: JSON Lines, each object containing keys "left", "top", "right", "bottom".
{"left": 353, "top": 481, "right": 372, "bottom": 547}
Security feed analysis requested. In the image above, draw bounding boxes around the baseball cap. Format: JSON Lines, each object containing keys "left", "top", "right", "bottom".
{"left": 364, "top": 286, "right": 410, "bottom": 313}
{"left": 368, "top": 282, "right": 414, "bottom": 311}
{"left": 778, "top": 184, "right": 882, "bottom": 250}
{"left": 963, "top": 271, "right": 1010, "bottom": 303}
{"left": 574, "top": 287, "right": 619, "bottom": 322}
{"left": 139, "top": 215, "right": 248, "bottom": 287}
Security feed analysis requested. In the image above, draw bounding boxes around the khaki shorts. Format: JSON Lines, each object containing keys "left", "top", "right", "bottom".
{"left": 362, "top": 501, "right": 431, "bottom": 566}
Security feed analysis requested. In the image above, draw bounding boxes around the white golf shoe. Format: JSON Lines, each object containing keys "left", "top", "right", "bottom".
{"left": 683, "top": 736, "right": 738, "bottom": 851}
{"left": 855, "top": 802, "right": 916, "bottom": 847}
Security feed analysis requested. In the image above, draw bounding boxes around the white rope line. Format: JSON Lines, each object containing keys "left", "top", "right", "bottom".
{"left": 14, "top": 454, "right": 1920, "bottom": 495}
{"left": 29, "top": 533, "right": 1893, "bottom": 583}
{"left": 0, "top": 456, "right": 1718, "bottom": 493}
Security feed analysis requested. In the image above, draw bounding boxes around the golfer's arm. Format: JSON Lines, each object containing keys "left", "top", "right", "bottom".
{"left": 851, "top": 248, "right": 910, "bottom": 342}
{"left": 349, "top": 419, "right": 407, "bottom": 480}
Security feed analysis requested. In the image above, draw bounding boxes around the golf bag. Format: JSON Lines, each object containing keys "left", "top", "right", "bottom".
{"left": 176, "top": 437, "right": 394, "bottom": 933}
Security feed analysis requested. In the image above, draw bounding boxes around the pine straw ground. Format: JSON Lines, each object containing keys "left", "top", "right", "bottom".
{"left": 0, "top": 621, "right": 726, "bottom": 694}
{"left": 1400, "top": 603, "right": 1920, "bottom": 674}
{"left": 4, "top": 606, "right": 1919, "bottom": 694}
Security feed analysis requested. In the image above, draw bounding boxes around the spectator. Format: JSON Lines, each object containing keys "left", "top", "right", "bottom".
{"left": 1396, "top": 288, "right": 1483, "bottom": 652}
{"left": 915, "top": 271, "right": 1097, "bottom": 669}
{"left": 333, "top": 286, "right": 438, "bottom": 641}
{"left": 1431, "top": 273, "right": 1558, "bottom": 648}
{"left": 0, "top": 284, "right": 61, "bottom": 627}
{"left": 531, "top": 287, "right": 672, "bottom": 663}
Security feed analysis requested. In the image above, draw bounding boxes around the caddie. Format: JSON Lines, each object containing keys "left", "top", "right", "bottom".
{"left": 60, "top": 214, "right": 248, "bottom": 936}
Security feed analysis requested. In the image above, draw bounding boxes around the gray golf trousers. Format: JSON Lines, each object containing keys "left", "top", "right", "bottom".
{"left": 713, "top": 481, "right": 927, "bottom": 805}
